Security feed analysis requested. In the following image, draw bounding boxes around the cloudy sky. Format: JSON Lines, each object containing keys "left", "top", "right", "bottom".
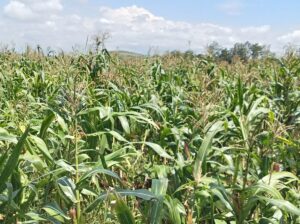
{"left": 1, "top": 0, "right": 300, "bottom": 53}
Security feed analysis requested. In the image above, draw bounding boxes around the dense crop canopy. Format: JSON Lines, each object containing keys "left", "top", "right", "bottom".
{"left": 0, "top": 49, "right": 299, "bottom": 223}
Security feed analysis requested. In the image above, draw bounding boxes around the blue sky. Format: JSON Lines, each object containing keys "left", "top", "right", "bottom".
{"left": 69, "top": 0, "right": 300, "bottom": 27}
{"left": 0, "top": 0, "right": 300, "bottom": 53}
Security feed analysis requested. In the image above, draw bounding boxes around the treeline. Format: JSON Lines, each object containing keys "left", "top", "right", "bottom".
{"left": 206, "top": 41, "right": 273, "bottom": 62}
{"left": 165, "top": 41, "right": 274, "bottom": 63}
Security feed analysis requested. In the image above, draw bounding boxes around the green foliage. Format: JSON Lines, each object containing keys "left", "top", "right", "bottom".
{"left": 207, "top": 41, "right": 272, "bottom": 62}
{"left": 0, "top": 48, "right": 299, "bottom": 223}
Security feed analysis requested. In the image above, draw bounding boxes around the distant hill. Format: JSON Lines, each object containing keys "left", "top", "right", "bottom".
{"left": 109, "top": 50, "right": 145, "bottom": 58}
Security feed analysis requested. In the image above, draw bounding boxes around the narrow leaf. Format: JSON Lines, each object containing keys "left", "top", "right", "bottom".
{"left": 193, "top": 121, "right": 223, "bottom": 183}
{"left": 78, "top": 167, "right": 121, "bottom": 186}
{"left": 29, "top": 135, "right": 53, "bottom": 163}
{"left": 0, "top": 127, "right": 29, "bottom": 193}
{"left": 118, "top": 116, "right": 130, "bottom": 134}
{"left": 114, "top": 194, "right": 135, "bottom": 224}
{"left": 143, "top": 142, "right": 173, "bottom": 160}
{"left": 39, "top": 111, "right": 55, "bottom": 139}
{"left": 0, "top": 128, "right": 17, "bottom": 143}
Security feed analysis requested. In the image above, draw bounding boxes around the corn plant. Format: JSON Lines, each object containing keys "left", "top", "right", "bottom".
{"left": 0, "top": 48, "right": 299, "bottom": 223}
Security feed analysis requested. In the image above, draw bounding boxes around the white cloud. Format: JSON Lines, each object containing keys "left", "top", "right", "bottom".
{"left": 241, "top": 25, "right": 270, "bottom": 34}
{"left": 28, "top": 0, "right": 63, "bottom": 12}
{"left": 4, "top": 0, "right": 63, "bottom": 20}
{"left": 95, "top": 6, "right": 274, "bottom": 52}
{"left": 94, "top": 6, "right": 238, "bottom": 52}
{"left": 278, "top": 30, "right": 300, "bottom": 43}
{"left": 4, "top": 1, "right": 35, "bottom": 20}
{"left": 0, "top": 4, "right": 297, "bottom": 53}
{"left": 236, "top": 25, "right": 275, "bottom": 49}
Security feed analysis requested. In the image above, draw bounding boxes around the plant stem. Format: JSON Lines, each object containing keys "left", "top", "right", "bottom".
{"left": 73, "top": 74, "right": 81, "bottom": 223}
{"left": 75, "top": 118, "right": 81, "bottom": 223}
{"left": 243, "top": 143, "right": 252, "bottom": 190}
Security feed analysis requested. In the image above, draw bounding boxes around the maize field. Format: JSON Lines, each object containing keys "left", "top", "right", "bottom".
{"left": 0, "top": 48, "right": 300, "bottom": 223}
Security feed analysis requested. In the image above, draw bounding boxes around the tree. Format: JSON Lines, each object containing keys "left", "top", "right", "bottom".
{"left": 206, "top": 41, "right": 222, "bottom": 58}
{"left": 250, "top": 43, "right": 264, "bottom": 59}
{"left": 231, "top": 42, "right": 252, "bottom": 62}
{"left": 219, "top": 48, "right": 232, "bottom": 63}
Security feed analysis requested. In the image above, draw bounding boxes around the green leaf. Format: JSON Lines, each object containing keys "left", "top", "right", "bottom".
{"left": 56, "top": 114, "right": 68, "bottom": 132}
{"left": 0, "top": 127, "right": 29, "bottom": 193}
{"left": 249, "top": 183, "right": 283, "bottom": 199}
{"left": 0, "top": 151, "right": 8, "bottom": 171}
{"left": 214, "top": 220, "right": 227, "bottom": 224}
{"left": 108, "top": 130, "right": 128, "bottom": 142}
{"left": 114, "top": 194, "right": 135, "bottom": 224}
{"left": 39, "top": 111, "right": 55, "bottom": 139}
{"left": 78, "top": 167, "right": 121, "bottom": 186}
{"left": 25, "top": 212, "right": 47, "bottom": 222}
{"left": 114, "top": 189, "right": 157, "bottom": 200}
{"left": 211, "top": 188, "right": 233, "bottom": 212}
{"left": 85, "top": 189, "right": 156, "bottom": 213}
{"left": 259, "top": 172, "right": 298, "bottom": 187}
{"left": 42, "top": 202, "right": 71, "bottom": 222}
{"left": 55, "top": 159, "right": 75, "bottom": 173}
{"left": 118, "top": 116, "right": 130, "bottom": 134}
{"left": 237, "top": 76, "right": 244, "bottom": 111}
{"left": 143, "top": 142, "right": 173, "bottom": 160}
{"left": 149, "top": 178, "right": 168, "bottom": 224}
{"left": 259, "top": 197, "right": 300, "bottom": 216}
{"left": 247, "top": 96, "right": 269, "bottom": 123}
{"left": 22, "top": 152, "right": 47, "bottom": 171}
{"left": 87, "top": 130, "right": 128, "bottom": 142}
{"left": 193, "top": 121, "right": 223, "bottom": 183}
{"left": 99, "top": 134, "right": 109, "bottom": 155}
{"left": 164, "top": 195, "right": 185, "bottom": 224}
{"left": 29, "top": 135, "right": 53, "bottom": 163}
{"left": 210, "top": 183, "right": 235, "bottom": 215}
{"left": 151, "top": 178, "right": 168, "bottom": 196}
{"left": 0, "top": 127, "right": 17, "bottom": 143}
{"left": 85, "top": 192, "right": 109, "bottom": 212}
{"left": 57, "top": 177, "right": 77, "bottom": 203}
